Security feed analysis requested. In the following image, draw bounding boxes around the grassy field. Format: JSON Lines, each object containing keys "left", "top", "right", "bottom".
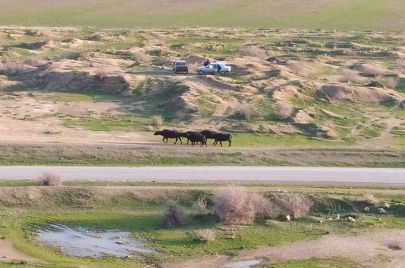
{"left": 0, "top": 143, "right": 404, "bottom": 167}
{"left": 0, "top": 182, "right": 405, "bottom": 267}
{"left": 0, "top": 0, "right": 404, "bottom": 31}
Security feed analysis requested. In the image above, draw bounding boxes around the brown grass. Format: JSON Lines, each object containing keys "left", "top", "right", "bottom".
{"left": 163, "top": 200, "right": 188, "bottom": 228}
{"left": 364, "top": 193, "right": 380, "bottom": 207}
{"left": 39, "top": 172, "right": 62, "bottom": 186}
{"left": 193, "top": 196, "right": 208, "bottom": 214}
{"left": 240, "top": 46, "right": 267, "bottom": 59}
{"left": 338, "top": 70, "right": 365, "bottom": 84}
{"left": 190, "top": 229, "right": 216, "bottom": 243}
{"left": 231, "top": 103, "right": 257, "bottom": 121}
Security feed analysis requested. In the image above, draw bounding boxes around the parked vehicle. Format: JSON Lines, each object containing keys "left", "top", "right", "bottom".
{"left": 197, "top": 62, "right": 231, "bottom": 75}
{"left": 172, "top": 60, "right": 189, "bottom": 74}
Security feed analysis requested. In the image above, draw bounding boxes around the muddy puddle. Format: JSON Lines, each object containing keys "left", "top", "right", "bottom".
{"left": 224, "top": 258, "right": 265, "bottom": 268}
{"left": 37, "top": 224, "right": 154, "bottom": 258}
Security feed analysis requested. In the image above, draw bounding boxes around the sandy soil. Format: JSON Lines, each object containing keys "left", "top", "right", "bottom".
{"left": 0, "top": 240, "right": 35, "bottom": 262}
{"left": 0, "top": 92, "right": 154, "bottom": 145}
{"left": 167, "top": 230, "right": 405, "bottom": 268}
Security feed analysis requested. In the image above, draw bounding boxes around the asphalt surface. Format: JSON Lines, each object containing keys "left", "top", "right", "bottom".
{"left": 0, "top": 166, "right": 404, "bottom": 185}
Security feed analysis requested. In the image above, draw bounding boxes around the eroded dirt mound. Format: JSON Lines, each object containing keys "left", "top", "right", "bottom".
{"left": 318, "top": 84, "right": 399, "bottom": 103}
{"left": 33, "top": 71, "right": 129, "bottom": 94}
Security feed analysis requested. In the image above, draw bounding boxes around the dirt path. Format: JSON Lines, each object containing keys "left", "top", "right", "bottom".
{"left": 0, "top": 240, "right": 35, "bottom": 262}
{"left": 166, "top": 230, "right": 405, "bottom": 268}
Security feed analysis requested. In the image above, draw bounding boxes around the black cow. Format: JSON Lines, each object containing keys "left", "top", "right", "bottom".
{"left": 154, "top": 129, "right": 183, "bottom": 144}
{"left": 180, "top": 131, "right": 199, "bottom": 145}
{"left": 186, "top": 132, "right": 207, "bottom": 147}
{"left": 213, "top": 133, "right": 232, "bottom": 147}
{"left": 201, "top": 130, "right": 219, "bottom": 144}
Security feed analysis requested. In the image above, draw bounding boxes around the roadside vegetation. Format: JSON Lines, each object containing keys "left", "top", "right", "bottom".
{"left": 0, "top": 183, "right": 405, "bottom": 267}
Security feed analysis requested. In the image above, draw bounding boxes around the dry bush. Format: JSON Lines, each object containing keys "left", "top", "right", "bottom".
{"left": 214, "top": 186, "right": 258, "bottom": 225}
{"left": 364, "top": 194, "right": 380, "bottom": 207}
{"left": 150, "top": 115, "right": 163, "bottom": 127}
{"left": 193, "top": 197, "right": 208, "bottom": 213}
{"left": 231, "top": 103, "right": 257, "bottom": 121}
{"left": 338, "top": 70, "right": 364, "bottom": 84}
{"left": 163, "top": 201, "right": 188, "bottom": 228}
{"left": 251, "top": 192, "right": 280, "bottom": 220}
{"left": 39, "top": 172, "right": 62, "bottom": 186}
{"left": 131, "top": 51, "right": 150, "bottom": 64}
{"left": 272, "top": 194, "right": 312, "bottom": 219}
{"left": 190, "top": 229, "right": 216, "bottom": 243}
{"left": 275, "top": 102, "right": 294, "bottom": 120}
{"left": 240, "top": 46, "right": 267, "bottom": 59}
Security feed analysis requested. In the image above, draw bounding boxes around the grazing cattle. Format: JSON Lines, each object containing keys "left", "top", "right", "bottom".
{"left": 180, "top": 131, "right": 199, "bottom": 145}
{"left": 154, "top": 129, "right": 183, "bottom": 144}
{"left": 213, "top": 133, "right": 232, "bottom": 147}
{"left": 186, "top": 132, "right": 207, "bottom": 147}
{"left": 201, "top": 130, "right": 219, "bottom": 144}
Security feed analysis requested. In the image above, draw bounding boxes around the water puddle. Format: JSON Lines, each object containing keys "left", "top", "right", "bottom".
{"left": 37, "top": 224, "right": 154, "bottom": 258}
{"left": 224, "top": 258, "right": 264, "bottom": 268}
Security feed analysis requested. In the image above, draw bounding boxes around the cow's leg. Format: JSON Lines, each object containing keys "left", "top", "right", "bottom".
{"left": 163, "top": 137, "right": 167, "bottom": 143}
{"left": 220, "top": 141, "right": 223, "bottom": 147}
{"left": 228, "top": 140, "right": 232, "bottom": 147}
{"left": 174, "top": 137, "right": 178, "bottom": 144}
{"left": 179, "top": 137, "right": 183, "bottom": 145}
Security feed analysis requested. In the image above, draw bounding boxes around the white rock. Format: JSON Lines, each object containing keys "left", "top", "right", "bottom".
{"left": 364, "top": 207, "right": 370, "bottom": 212}
{"left": 378, "top": 208, "right": 386, "bottom": 214}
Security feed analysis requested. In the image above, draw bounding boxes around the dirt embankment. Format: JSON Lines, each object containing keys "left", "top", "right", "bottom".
{"left": 168, "top": 230, "right": 405, "bottom": 268}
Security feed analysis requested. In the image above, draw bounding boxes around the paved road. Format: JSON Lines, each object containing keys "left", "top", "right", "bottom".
{"left": 0, "top": 166, "right": 404, "bottom": 185}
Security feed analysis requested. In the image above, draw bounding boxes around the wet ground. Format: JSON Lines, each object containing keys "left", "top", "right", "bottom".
{"left": 37, "top": 224, "right": 154, "bottom": 258}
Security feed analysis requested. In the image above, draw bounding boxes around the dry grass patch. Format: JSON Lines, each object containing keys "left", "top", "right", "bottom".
{"left": 190, "top": 229, "right": 216, "bottom": 243}
{"left": 240, "top": 46, "right": 267, "bottom": 59}
{"left": 150, "top": 115, "right": 163, "bottom": 127}
{"left": 338, "top": 69, "right": 365, "bottom": 84}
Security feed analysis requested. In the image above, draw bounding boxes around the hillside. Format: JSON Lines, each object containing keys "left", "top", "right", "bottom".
{"left": 0, "top": 0, "right": 404, "bottom": 31}
{"left": 0, "top": 27, "right": 404, "bottom": 148}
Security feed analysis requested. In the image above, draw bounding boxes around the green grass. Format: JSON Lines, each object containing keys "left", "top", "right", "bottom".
{"left": 63, "top": 115, "right": 150, "bottom": 131}
{"left": 232, "top": 133, "right": 348, "bottom": 147}
{"left": 0, "top": 0, "right": 404, "bottom": 31}
{"left": 1, "top": 185, "right": 405, "bottom": 267}
{"left": 262, "top": 258, "right": 361, "bottom": 268}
